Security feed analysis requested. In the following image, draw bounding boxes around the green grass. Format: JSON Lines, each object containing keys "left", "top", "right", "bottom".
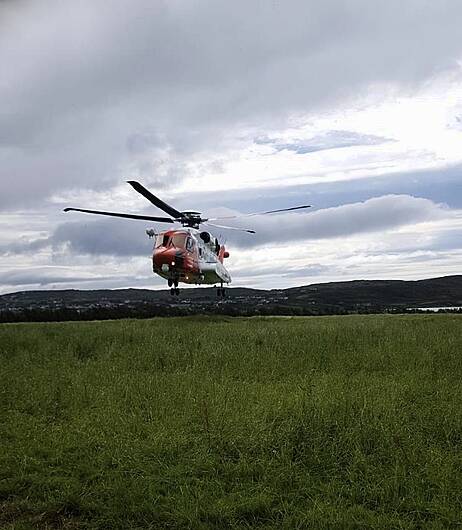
{"left": 1, "top": 314, "right": 462, "bottom": 529}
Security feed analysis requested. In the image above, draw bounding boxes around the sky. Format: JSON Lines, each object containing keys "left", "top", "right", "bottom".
{"left": 1, "top": 0, "right": 462, "bottom": 293}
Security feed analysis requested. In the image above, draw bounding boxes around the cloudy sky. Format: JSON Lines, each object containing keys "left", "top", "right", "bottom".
{"left": 1, "top": 0, "right": 462, "bottom": 293}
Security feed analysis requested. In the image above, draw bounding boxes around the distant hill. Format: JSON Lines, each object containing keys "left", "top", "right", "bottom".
{"left": 1, "top": 275, "right": 461, "bottom": 322}
{"left": 284, "top": 275, "right": 462, "bottom": 307}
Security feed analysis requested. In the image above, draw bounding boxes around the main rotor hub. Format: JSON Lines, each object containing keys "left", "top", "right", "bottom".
{"left": 180, "top": 211, "right": 203, "bottom": 228}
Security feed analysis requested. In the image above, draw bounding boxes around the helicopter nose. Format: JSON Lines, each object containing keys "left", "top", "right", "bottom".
{"left": 153, "top": 248, "right": 184, "bottom": 272}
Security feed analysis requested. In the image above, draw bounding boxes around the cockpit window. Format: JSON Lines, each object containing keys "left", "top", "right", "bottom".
{"left": 186, "top": 237, "right": 194, "bottom": 252}
{"left": 171, "top": 233, "right": 187, "bottom": 247}
{"left": 155, "top": 234, "right": 166, "bottom": 247}
{"left": 162, "top": 234, "right": 170, "bottom": 247}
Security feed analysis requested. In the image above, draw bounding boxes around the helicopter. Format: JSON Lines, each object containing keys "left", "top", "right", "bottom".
{"left": 64, "top": 181, "right": 311, "bottom": 296}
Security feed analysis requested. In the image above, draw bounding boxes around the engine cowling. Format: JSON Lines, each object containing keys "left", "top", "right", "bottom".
{"left": 200, "top": 231, "right": 211, "bottom": 243}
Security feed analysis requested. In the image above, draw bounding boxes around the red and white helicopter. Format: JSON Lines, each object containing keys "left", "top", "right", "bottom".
{"left": 64, "top": 181, "right": 310, "bottom": 296}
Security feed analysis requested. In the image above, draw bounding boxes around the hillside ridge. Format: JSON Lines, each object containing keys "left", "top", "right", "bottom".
{"left": 1, "top": 275, "right": 461, "bottom": 321}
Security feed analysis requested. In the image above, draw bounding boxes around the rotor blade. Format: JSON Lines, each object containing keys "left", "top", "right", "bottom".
{"left": 127, "top": 180, "right": 183, "bottom": 218}
{"left": 207, "top": 204, "right": 311, "bottom": 221}
{"left": 205, "top": 222, "right": 255, "bottom": 234}
{"left": 63, "top": 207, "right": 175, "bottom": 223}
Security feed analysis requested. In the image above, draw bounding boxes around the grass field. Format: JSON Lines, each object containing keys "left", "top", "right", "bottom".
{"left": 1, "top": 314, "right": 462, "bottom": 529}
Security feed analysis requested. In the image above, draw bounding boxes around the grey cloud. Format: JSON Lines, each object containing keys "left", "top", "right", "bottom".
{"left": 2, "top": 237, "right": 50, "bottom": 255}
{"left": 51, "top": 218, "right": 153, "bottom": 257}
{"left": 185, "top": 163, "right": 462, "bottom": 213}
{"left": 0, "top": 268, "right": 161, "bottom": 293}
{"left": 219, "top": 194, "right": 449, "bottom": 248}
{"left": 0, "top": 269, "right": 95, "bottom": 287}
{"left": 233, "top": 263, "right": 329, "bottom": 281}
{"left": 255, "top": 130, "right": 392, "bottom": 155}
{"left": 425, "top": 229, "right": 462, "bottom": 253}
{"left": 2, "top": 194, "right": 448, "bottom": 257}
{"left": 1, "top": 0, "right": 462, "bottom": 208}
{"left": 281, "top": 265, "right": 330, "bottom": 278}
{"left": 0, "top": 215, "right": 153, "bottom": 257}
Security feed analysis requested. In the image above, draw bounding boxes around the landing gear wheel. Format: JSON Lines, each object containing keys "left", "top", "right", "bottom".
{"left": 174, "top": 279, "right": 179, "bottom": 288}
{"left": 168, "top": 279, "right": 173, "bottom": 287}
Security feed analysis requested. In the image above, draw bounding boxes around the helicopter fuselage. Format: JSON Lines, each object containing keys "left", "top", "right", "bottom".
{"left": 151, "top": 227, "right": 231, "bottom": 286}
